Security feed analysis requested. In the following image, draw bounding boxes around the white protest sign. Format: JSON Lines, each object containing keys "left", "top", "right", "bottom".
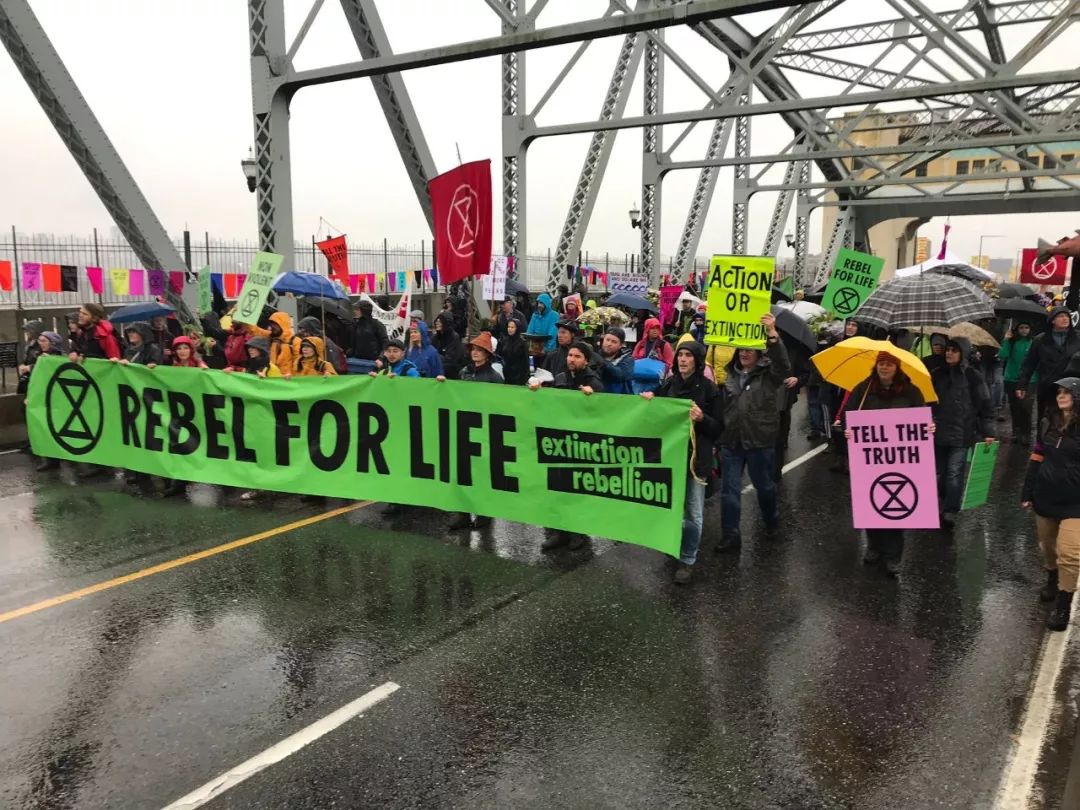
{"left": 610, "top": 273, "right": 649, "bottom": 294}
{"left": 483, "top": 256, "right": 508, "bottom": 300}
{"left": 361, "top": 284, "right": 412, "bottom": 343}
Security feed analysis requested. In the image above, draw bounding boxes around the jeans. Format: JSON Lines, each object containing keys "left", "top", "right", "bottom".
{"left": 679, "top": 476, "right": 707, "bottom": 565}
{"left": 1005, "top": 381, "right": 1033, "bottom": 441}
{"left": 721, "top": 446, "right": 778, "bottom": 538}
{"left": 935, "top": 444, "right": 968, "bottom": 515}
{"left": 807, "top": 385, "right": 825, "bottom": 434}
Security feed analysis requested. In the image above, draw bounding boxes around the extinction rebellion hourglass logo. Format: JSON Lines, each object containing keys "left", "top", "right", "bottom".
{"left": 45, "top": 363, "right": 104, "bottom": 454}
{"left": 536, "top": 427, "right": 673, "bottom": 508}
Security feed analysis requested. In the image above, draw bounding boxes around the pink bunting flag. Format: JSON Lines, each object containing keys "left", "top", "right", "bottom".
{"left": 147, "top": 269, "right": 166, "bottom": 296}
{"left": 22, "top": 263, "right": 41, "bottom": 291}
{"left": 388, "top": 272, "right": 397, "bottom": 292}
{"left": 348, "top": 274, "right": 362, "bottom": 294}
{"left": 129, "top": 269, "right": 145, "bottom": 296}
{"left": 366, "top": 274, "right": 376, "bottom": 292}
{"left": 86, "top": 267, "right": 104, "bottom": 294}
{"left": 168, "top": 271, "right": 185, "bottom": 294}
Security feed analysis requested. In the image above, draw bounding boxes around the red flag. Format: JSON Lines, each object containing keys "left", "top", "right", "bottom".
{"left": 0, "top": 260, "right": 11, "bottom": 292}
{"left": 316, "top": 235, "right": 350, "bottom": 287}
{"left": 428, "top": 160, "right": 492, "bottom": 285}
{"left": 1020, "top": 248, "right": 1068, "bottom": 285}
{"left": 42, "top": 263, "right": 62, "bottom": 293}
{"left": 936, "top": 222, "right": 951, "bottom": 260}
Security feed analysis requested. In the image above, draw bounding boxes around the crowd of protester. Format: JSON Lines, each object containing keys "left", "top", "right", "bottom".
{"left": 15, "top": 245, "right": 1080, "bottom": 625}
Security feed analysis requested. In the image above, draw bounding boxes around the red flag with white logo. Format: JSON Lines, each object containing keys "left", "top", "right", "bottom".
{"left": 428, "top": 160, "right": 492, "bottom": 285}
{"left": 316, "top": 235, "right": 350, "bottom": 288}
{"left": 1020, "top": 248, "right": 1068, "bottom": 285}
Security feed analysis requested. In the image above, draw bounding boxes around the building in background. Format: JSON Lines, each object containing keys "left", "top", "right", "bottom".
{"left": 914, "top": 237, "right": 932, "bottom": 263}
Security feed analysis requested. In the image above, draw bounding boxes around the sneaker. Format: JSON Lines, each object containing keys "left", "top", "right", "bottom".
{"left": 567, "top": 533, "right": 589, "bottom": 551}
{"left": 1048, "top": 590, "right": 1073, "bottom": 632}
{"left": 239, "top": 490, "right": 260, "bottom": 502}
{"left": 673, "top": 563, "right": 693, "bottom": 585}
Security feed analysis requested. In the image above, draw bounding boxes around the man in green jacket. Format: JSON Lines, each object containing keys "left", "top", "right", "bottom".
{"left": 1002, "top": 321, "right": 1036, "bottom": 444}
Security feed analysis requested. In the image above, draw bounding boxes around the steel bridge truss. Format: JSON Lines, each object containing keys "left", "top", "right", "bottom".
{"left": 5, "top": 0, "right": 1080, "bottom": 293}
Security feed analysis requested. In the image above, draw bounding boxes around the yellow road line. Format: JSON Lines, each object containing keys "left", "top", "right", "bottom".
{"left": 0, "top": 501, "right": 373, "bottom": 625}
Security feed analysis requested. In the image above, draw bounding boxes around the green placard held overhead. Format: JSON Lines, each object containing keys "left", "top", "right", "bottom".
{"left": 196, "top": 265, "right": 212, "bottom": 315}
{"left": 233, "top": 251, "right": 284, "bottom": 325}
{"left": 961, "top": 441, "right": 998, "bottom": 510}
{"left": 821, "top": 248, "right": 885, "bottom": 318}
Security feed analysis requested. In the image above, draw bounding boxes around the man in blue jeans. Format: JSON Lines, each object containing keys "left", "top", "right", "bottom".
{"left": 931, "top": 337, "right": 996, "bottom": 527}
{"left": 715, "top": 313, "right": 790, "bottom": 552}
{"left": 644, "top": 341, "right": 723, "bottom": 583}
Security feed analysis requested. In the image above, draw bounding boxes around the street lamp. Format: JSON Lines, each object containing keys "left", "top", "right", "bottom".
{"left": 629, "top": 203, "right": 641, "bottom": 229}
{"left": 978, "top": 234, "right": 1004, "bottom": 269}
{"left": 241, "top": 147, "right": 257, "bottom": 193}
{"left": 784, "top": 232, "right": 795, "bottom": 248}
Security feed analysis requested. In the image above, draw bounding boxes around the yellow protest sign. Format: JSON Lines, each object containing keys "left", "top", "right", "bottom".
{"left": 704, "top": 255, "right": 774, "bottom": 349}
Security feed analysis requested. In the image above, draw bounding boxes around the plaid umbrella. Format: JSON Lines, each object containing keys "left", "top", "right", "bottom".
{"left": 857, "top": 274, "right": 993, "bottom": 330}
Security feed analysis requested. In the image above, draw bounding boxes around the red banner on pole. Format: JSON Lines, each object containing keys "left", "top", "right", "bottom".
{"left": 1020, "top": 248, "right": 1068, "bottom": 285}
{"left": 316, "top": 235, "right": 350, "bottom": 287}
{"left": 428, "top": 160, "right": 492, "bottom": 285}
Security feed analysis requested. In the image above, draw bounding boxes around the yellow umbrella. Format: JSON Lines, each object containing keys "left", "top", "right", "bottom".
{"left": 811, "top": 336, "right": 937, "bottom": 403}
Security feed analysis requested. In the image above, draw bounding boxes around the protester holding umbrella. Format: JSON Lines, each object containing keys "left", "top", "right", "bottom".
{"left": 1017, "top": 307, "right": 1080, "bottom": 429}
{"left": 1001, "top": 322, "right": 1037, "bottom": 444}
{"left": 931, "top": 338, "right": 996, "bottom": 528}
{"left": 1022, "top": 376, "right": 1080, "bottom": 631}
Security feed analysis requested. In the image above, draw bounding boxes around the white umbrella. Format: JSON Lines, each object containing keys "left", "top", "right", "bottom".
{"left": 776, "top": 300, "right": 827, "bottom": 321}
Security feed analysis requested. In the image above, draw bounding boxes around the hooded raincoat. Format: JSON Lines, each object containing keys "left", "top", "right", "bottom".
{"left": 431, "top": 313, "right": 467, "bottom": 379}
{"left": 123, "top": 322, "right": 164, "bottom": 366}
{"left": 405, "top": 322, "right": 444, "bottom": 378}
{"left": 526, "top": 293, "right": 559, "bottom": 350}
{"left": 268, "top": 312, "right": 298, "bottom": 375}
{"left": 655, "top": 341, "right": 723, "bottom": 479}
{"left": 632, "top": 318, "right": 675, "bottom": 374}
{"left": 294, "top": 336, "right": 338, "bottom": 377}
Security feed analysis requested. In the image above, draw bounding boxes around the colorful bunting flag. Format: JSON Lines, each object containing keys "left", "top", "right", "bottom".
{"left": 223, "top": 274, "right": 239, "bottom": 298}
{"left": 168, "top": 271, "right": 185, "bottom": 294}
{"left": 413, "top": 270, "right": 422, "bottom": 289}
{"left": 86, "top": 267, "right": 103, "bottom": 294}
{"left": 22, "top": 263, "right": 41, "bottom": 291}
{"left": 366, "top": 274, "right": 376, "bottom": 292}
{"left": 147, "top": 269, "right": 166, "bottom": 295}
{"left": 0, "top": 260, "right": 11, "bottom": 292}
{"left": 110, "top": 268, "right": 129, "bottom": 296}
{"left": 60, "top": 265, "right": 78, "bottom": 292}
{"left": 397, "top": 272, "right": 407, "bottom": 291}
{"left": 388, "top": 272, "right": 397, "bottom": 292}
{"left": 129, "top": 269, "right": 145, "bottom": 296}
{"left": 348, "top": 274, "right": 362, "bottom": 294}
{"left": 42, "top": 263, "right": 62, "bottom": 293}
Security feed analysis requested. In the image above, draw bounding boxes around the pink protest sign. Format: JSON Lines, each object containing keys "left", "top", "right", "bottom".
{"left": 659, "top": 285, "right": 683, "bottom": 329}
{"left": 846, "top": 406, "right": 939, "bottom": 529}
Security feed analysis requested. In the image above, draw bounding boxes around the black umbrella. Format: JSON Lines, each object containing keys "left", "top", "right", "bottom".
{"left": 300, "top": 295, "right": 353, "bottom": 321}
{"left": 994, "top": 297, "right": 1048, "bottom": 322}
{"left": 927, "top": 264, "right": 994, "bottom": 285}
{"left": 605, "top": 292, "right": 657, "bottom": 313}
{"left": 996, "top": 282, "right": 1037, "bottom": 299}
{"left": 770, "top": 305, "right": 817, "bottom": 354}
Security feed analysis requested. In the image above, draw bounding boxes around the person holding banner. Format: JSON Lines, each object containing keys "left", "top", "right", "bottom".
{"left": 405, "top": 322, "right": 443, "bottom": 379}
{"left": 715, "top": 313, "right": 789, "bottom": 552}
{"left": 595, "top": 328, "right": 635, "bottom": 395}
{"left": 267, "top": 312, "right": 299, "bottom": 377}
{"left": 931, "top": 338, "right": 996, "bottom": 528}
{"left": 844, "top": 352, "right": 931, "bottom": 576}
{"left": 293, "top": 337, "right": 337, "bottom": 377}
{"left": 643, "top": 340, "right": 722, "bottom": 584}
{"left": 373, "top": 340, "right": 420, "bottom": 378}
{"left": 69, "top": 303, "right": 121, "bottom": 362}
{"left": 170, "top": 336, "right": 208, "bottom": 369}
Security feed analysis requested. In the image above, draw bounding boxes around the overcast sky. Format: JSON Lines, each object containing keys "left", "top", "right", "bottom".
{"left": 1, "top": 0, "right": 1077, "bottom": 268}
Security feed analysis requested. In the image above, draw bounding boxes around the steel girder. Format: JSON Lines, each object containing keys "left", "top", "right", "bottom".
{"left": 670, "top": 119, "right": 735, "bottom": 278}
{"left": 792, "top": 160, "right": 811, "bottom": 288}
{"left": 500, "top": 0, "right": 525, "bottom": 263}
{"left": 0, "top": 0, "right": 188, "bottom": 295}
{"left": 249, "top": 0, "right": 295, "bottom": 268}
{"left": 761, "top": 160, "right": 801, "bottom": 256}
{"left": 817, "top": 207, "right": 853, "bottom": 286}
{"left": 339, "top": 0, "right": 438, "bottom": 230}
{"left": 731, "top": 94, "right": 752, "bottom": 254}
{"left": 548, "top": 30, "right": 646, "bottom": 294}
{"left": 640, "top": 31, "right": 664, "bottom": 280}
{"left": 281, "top": 0, "right": 805, "bottom": 89}
{"left": 778, "top": 0, "right": 1069, "bottom": 54}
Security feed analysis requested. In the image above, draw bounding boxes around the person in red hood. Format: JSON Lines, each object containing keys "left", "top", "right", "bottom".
{"left": 69, "top": 303, "right": 121, "bottom": 361}
{"left": 170, "top": 336, "right": 208, "bottom": 368}
{"left": 632, "top": 317, "right": 674, "bottom": 374}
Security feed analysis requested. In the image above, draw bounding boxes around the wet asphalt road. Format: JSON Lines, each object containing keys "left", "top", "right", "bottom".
{"left": 0, "top": 404, "right": 1074, "bottom": 809}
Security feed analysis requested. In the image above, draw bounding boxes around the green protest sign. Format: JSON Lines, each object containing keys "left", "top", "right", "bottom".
{"left": 196, "top": 265, "right": 212, "bottom": 315}
{"left": 27, "top": 357, "right": 690, "bottom": 556}
{"left": 704, "top": 255, "right": 774, "bottom": 349}
{"left": 234, "top": 252, "right": 284, "bottom": 325}
{"left": 821, "top": 248, "right": 884, "bottom": 318}
{"left": 961, "top": 440, "right": 998, "bottom": 510}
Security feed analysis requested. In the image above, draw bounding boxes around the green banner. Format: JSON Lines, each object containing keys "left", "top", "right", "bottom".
{"left": 821, "top": 248, "right": 885, "bottom": 318}
{"left": 196, "top": 265, "right": 212, "bottom": 315}
{"left": 234, "top": 252, "right": 284, "bottom": 325}
{"left": 704, "top": 255, "right": 774, "bottom": 349}
{"left": 27, "top": 356, "right": 690, "bottom": 556}
{"left": 775, "top": 275, "right": 794, "bottom": 299}
{"left": 961, "top": 440, "right": 998, "bottom": 510}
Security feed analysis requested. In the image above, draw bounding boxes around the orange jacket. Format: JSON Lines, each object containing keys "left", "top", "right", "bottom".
{"left": 293, "top": 336, "right": 337, "bottom": 377}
